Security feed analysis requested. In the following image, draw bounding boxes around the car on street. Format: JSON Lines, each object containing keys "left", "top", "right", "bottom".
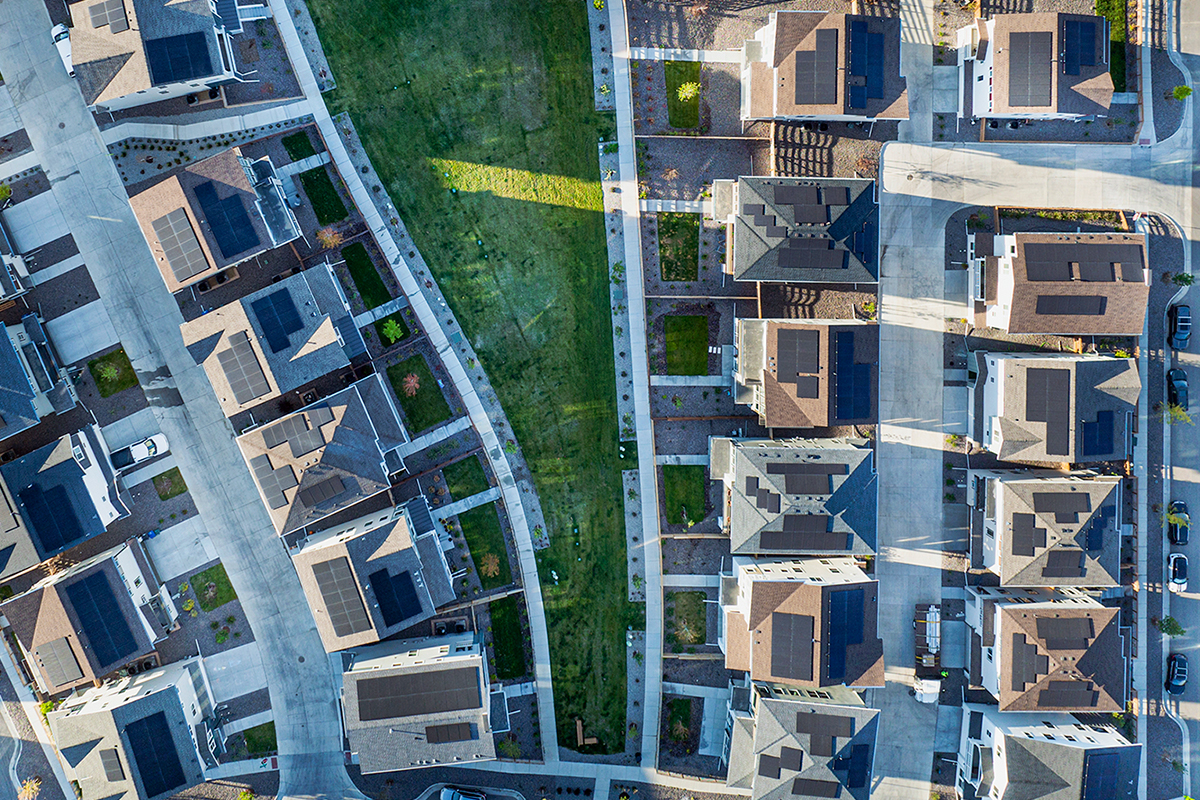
{"left": 51, "top": 24, "right": 73, "bottom": 77}
{"left": 1169, "top": 368, "right": 1189, "bottom": 411}
{"left": 1167, "top": 653, "right": 1189, "bottom": 695}
{"left": 1170, "top": 553, "right": 1189, "bottom": 593}
{"left": 109, "top": 434, "right": 168, "bottom": 470}
{"left": 440, "top": 789, "right": 486, "bottom": 800}
{"left": 1171, "top": 305, "right": 1193, "bottom": 350}
{"left": 1170, "top": 501, "right": 1190, "bottom": 546}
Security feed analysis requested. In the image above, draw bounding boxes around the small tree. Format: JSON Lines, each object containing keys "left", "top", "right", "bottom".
{"left": 480, "top": 553, "right": 500, "bottom": 578}
{"left": 402, "top": 373, "right": 420, "bottom": 396}
{"left": 97, "top": 363, "right": 119, "bottom": 383}
{"left": 381, "top": 318, "right": 405, "bottom": 344}
{"left": 1160, "top": 402, "right": 1194, "bottom": 426}
{"left": 0, "top": 184, "right": 11, "bottom": 204}
{"left": 18, "top": 778, "right": 41, "bottom": 800}
{"left": 1173, "top": 85, "right": 1193, "bottom": 101}
{"left": 237, "top": 791, "right": 255, "bottom": 800}
{"left": 1159, "top": 616, "right": 1187, "bottom": 637}
{"left": 676, "top": 81, "right": 700, "bottom": 103}
{"left": 1171, "top": 272, "right": 1196, "bottom": 286}
{"left": 316, "top": 227, "right": 344, "bottom": 249}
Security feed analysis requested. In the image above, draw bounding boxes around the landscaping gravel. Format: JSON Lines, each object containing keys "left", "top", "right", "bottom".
{"left": 654, "top": 417, "right": 767, "bottom": 456}
{"left": 626, "top": 0, "right": 866, "bottom": 51}
{"left": 630, "top": 60, "right": 745, "bottom": 137}
{"left": 641, "top": 214, "right": 737, "bottom": 297}
{"left": 3, "top": 167, "right": 49, "bottom": 203}
{"left": 662, "top": 537, "right": 730, "bottom": 575}
{"left": 660, "top": 657, "right": 733, "bottom": 689}
{"left": 774, "top": 121, "right": 890, "bottom": 178}
{"left": 627, "top": 470, "right": 647, "bottom": 601}
{"left": 650, "top": 385, "right": 742, "bottom": 421}
{"left": 587, "top": 0, "right": 616, "bottom": 111}
{"left": 495, "top": 691, "right": 543, "bottom": 762}
{"left": 224, "top": 19, "right": 303, "bottom": 105}
{"left": 1151, "top": 50, "right": 1186, "bottom": 142}
{"left": 638, "top": 136, "right": 754, "bottom": 201}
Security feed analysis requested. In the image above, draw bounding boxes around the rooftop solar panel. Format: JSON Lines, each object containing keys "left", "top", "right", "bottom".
{"left": 426, "top": 722, "right": 473, "bottom": 744}
{"left": 192, "top": 181, "right": 260, "bottom": 260}
{"left": 64, "top": 571, "right": 139, "bottom": 668}
{"left": 1032, "top": 491, "right": 1090, "bottom": 522}
{"left": 791, "top": 779, "right": 840, "bottom": 798}
{"left": 312, "top": 557, "right": 372, "bottom": 637}
{"left": 100, "top": 748, "right": 126, "bottom": 783}
{"left": 1082, "top": 751, "right": 1120, "bottom": 800}
{"left": 1081, "top": 410, "right": 1115, "bottom": 456}
{"left": 1038, "top": 680, "right": 1099, "bottom": 708}
{"left": 866, "top": 32, "right": 885, "bottom": 99}
{"left": 795, "top": 29, "right": 839, "bottom": 106}
{"left": 1008, "top": 31, "right": 1053, "bottom": 107}
{"left": 1010, "top": 633, "right": 1050, "bottom": 690}
{"left": 795, "top": 376, "right": 820, "bottom": 398}
{"left": 834, "top": 331, "right": 871, "bottom": 420}
{"left": 1036, "top": 295, "right": 1107, "bottom": 315}
{"left": 822, "top": 187, "right": 850, "bottom": 206}
{"left": 848, "top": 84, "right": 867, "bottom": 109}
{"left": 849, "top": 20, "right": 867, "bottom": 76}
{"left": 771, "top": 612, "right": 814, "bottom": 681}
{"left": 144, "top": 32, "right": 214, "bottom": 86}
{"left": 776, "top": 328, "right": 820, "bottom": 382}
{"left": 1063, "top": 20, "right": 1097, "bottom": 75}
{"left": 250, "top": 290, "right": 304, "bottom": 353}
{"left": 759, "top": 754, "right": 781, "bottom": 779}
{"left": 779, "top": 746, "right": 803, "bottom": 772}
{"left": 249, "top": 453, "right": 296, "bottom": 510}
{"left": 826, "top": 587, "right": 864, "bottom": 682}
{"left": 1042, "top": 550, "right": 1085, "bottom": 578}
{"left": 795, "top": 711, "right": 855, "bottom": 737}
{"left": 1036, "top": 616, "right": 1094, "bottom": 649}
{"left": 216, "top": 332, "right": 270, "bottom": 405}
{"left": 847, "top": 743, "right": 871, "bottom": 788}
{"left": 1011, "top": 513, "right": 1048, "bottom": 557}
{"left": 35, "top": 637, "right": 83, "bottom": 686}
{"left": 357, "top": 666, "right": 481, "bottom": 721}
{"left": 368, "top": 569, "right": 422, "bottom": 627}
{"left": 297, "top": 475, "right": 346, "bottom": 508}
{"left": 89, "top": 0, "right": 127, "bottom": 31}
{"left": 125, "top": 711, "right": 187, "bottom": 798}
{"left": 19, "top": 484, "right": 84, "bottom": 555}
{"left": 1026, "top": 368, "right": 1071, "bottom": 456}
{"left": 775, "top": 186, "right": 819, "bottom": 205}
{"left": 152, "top": 210, "right": 209, "bottom": 283}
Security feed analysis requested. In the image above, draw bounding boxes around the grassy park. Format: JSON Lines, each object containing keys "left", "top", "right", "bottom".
{"left": 308, "top": 0, "right": 627, "bottom": 750}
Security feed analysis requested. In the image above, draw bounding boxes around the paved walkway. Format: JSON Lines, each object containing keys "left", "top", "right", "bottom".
{"left": 351, "top": 294, "right": 409, "bottom": 328}
{"left": 639, "top": 199, "right": 711, "bottom": 214}
{"left": 648, "top": 374, "right": 729, "bottom": 386}
{"left": 98, "top": 98, "right": 313, "bottom": 144}
{"left": 662, "top": 574, "right": 719, "bottom": 588}
{"left": 432, "top": 486, "right": 502, "bottom": 520}
{"left": 394, "top": 415, "right": 473, "bottom": 458}
{"left": 28, "top": 252, "right": 85, "bottom": 285}
{"left": 276, "top": 150, "right": 329, "bottom": 178}
{"left": 628, "top": 47, "right": 741, "bottom": 63}
{"left": 654, "top": 454, "right": 708, "bottom": 466}
{"left": 0, "top": 150, "right": 38, "bottom": 182}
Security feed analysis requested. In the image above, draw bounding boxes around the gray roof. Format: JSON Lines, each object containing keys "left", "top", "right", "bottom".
{"left": 997, "top": 737, "right": 1140, "bottom": 800}
{"left": 731, "top": 177, "right": 877, "bottom": 284}
{"left": 0, "top": 315, "right": 75, "bottom": 445}
{"left": 715, "top": 438, "right": 876, "bottom": 556}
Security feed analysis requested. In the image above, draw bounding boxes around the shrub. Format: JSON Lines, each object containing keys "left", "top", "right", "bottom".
{"left": 676, "top": 81, "right": 700, "bottom": 102}
{"left": 1173, "top": 85, "right": 1193, "bottom": 101}
{"left": 1159, "top": 616, "right": 1187, "bottom": 637}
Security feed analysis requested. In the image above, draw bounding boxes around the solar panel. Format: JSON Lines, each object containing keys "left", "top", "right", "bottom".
{"left": 779, "top": 746, "right": 803, "bottom": 772}
{"left": 64, "top": 572, "right": 139, "bottom": 667}
{"left": 426, "top": 722, "right": 473, "bottom": 744}
{"left": 795, "top": 712, "right": 855, "bottom": 738}
{"left": 1011, "top": 513, "right": 1048, "bottom": 557}
{"left": 89, "top": 0, "right": 127, "bottom": 31}
{"left": 368, "top": 569, "right": 423, "bottom": 627}
{"left": 1036, "top": 616, "right": 1094, "bottom": 649}
{"left": 775, "top": 186, "right": 819, "bottom": 205}
{"left": 795, "top": 29, "right": 838, "bottom": 106}
{"left": 1036, "top": 295, "right": 1107, "bottom": 315}
{"left": 795, "top": 376, "right": 820, "bottom": 398}
{"left": 847, "top": 743, "right": 871, "bottom": 788}
{"left": 834, "top": 331, "right": 871, "bottom": 420}
{"left": 289, "top": 427, "right": 325, "bottom": 458}
{"left": 771, "top": 612, "right": 814, "bottom": 681}
{"left": 1008, "top": 31, "right": 1053, "bottom": 107}
{"left": 357, "top": 666, "right": 481, "bottom": 721}
{"left": 759, "top": 754, "right": 781, "bottom": 779}
{"left": 99, "top": 748, "right": 125, "bottom": 782}
{"left": 125, "top": 712, "right": 187, "bottom": 798}
{"left": 249, "top": 454, "right": 296, "bottom": 510}
{"left": 1032, "top": 492, "right": 1091, "bottom": 522}
{"left": 35, "top": 637, "right": 83, "bottom": 686}
{"left": 251, "top": 290, "right": 305, "bottom": 353}
{"left": 761, "top": 517, "right": 848, "bottom": 552}
{"left": 776, "top": 328, "right": 820, "bottom": 384}
{"left": 1042, "top": 550, "right": 1085, "bottom": 578}
{"left": 826, "top": 588, "right": 864, "bottom": 682}
{"left": 1082, "top": 751, "right": 1120, "bottom": 800}
{"left": 1026, "top": 368, "right": 1071, "bottom": 456}
{"left": 1010, "top": 633, "right": 1050, "bottom": 690}
{"left": 1084, "top": 502, "right": 1116, "bottom": 551}
{"left": 791, "top": 779, "right": 840, "bottom": 798}
{"left": 193, "top": 181, "right": 260, "bottom": 260}
{"left": 848, "top": 84, "right": 867, "bottom": 109}
{"left": 866, "top": 32, "right": 885, "bottom": 99}
{"left": 1063, "top": 20, "right": 1096, "bottom": 75}
{"left": 261, "top": 414, "right": 305, "bottom": 449}
{"left": 849, "top": 20, "right": 867, "bottom": 76}
{"left": 1081, "top": 410, "right": 1115, "bottom": 456}
{"left": 152, "top": 209, "right": 209, "bottom": 282}
{"left": 308, "top": 403, "right": 335, "bottom": 427}
{"left": 297, "top": 475, "right": 346, "bottom": 508}
{"left": 822, "top": 187, "right": 850, "bottom": 206}
{"left": 1038, "top": 680, "right": 1099, "bottom": 708}
{"left": 144, "top": 32, "right": 214, "bottom": 85}
{"left": 19, "top": 484, "right": 84, "bottom": 554}
{"left": 216, "top": 332, "right": 270, "bottom": 405}
{"left": 312, "top": 557, "right": 372, "bottom": 637}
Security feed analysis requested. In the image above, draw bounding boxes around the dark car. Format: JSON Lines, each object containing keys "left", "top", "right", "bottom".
{"left": 1170, "top": 501, "right": 1191, "bottom": 546}
{"left": 1168, "top": 653, "right": 1189, "bottom": 695}
{"left": 1169, "top": 368, "right": 1190, "bottom": 411}
{"left": 1171, "top": 305, "right": 1193, "bottom": 350}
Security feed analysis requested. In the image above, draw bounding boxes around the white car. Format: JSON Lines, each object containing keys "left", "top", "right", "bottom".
{"left": 440, "top": 789, "right": 485, "bottom": 800}
{"left": 1170, "top": 553, "right": 1189, "bottom": 594}
{"left": 52, "top": 24, "right": 73, "bottom": 77}
{"left": 110, "top": 434, "right": 168, "bottom": 470}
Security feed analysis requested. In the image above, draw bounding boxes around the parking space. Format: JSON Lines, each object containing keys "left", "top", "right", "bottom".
{"left": 43, "top": 299, "right": 119, "bottom": 363}
{"left": 144, "top": 515, "right": 219, "bottom": 583}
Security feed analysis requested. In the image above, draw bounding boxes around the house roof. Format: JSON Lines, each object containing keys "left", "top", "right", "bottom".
{"left": 730, "top": 697, "right": 878, "bottom": 800}
{"left": 731, "top": 177, "right": 877, "bottom": 284}
{"left": 293, "top": 500, "right": 453, "bottom": 652}
{"left": 238, "top": 375, "right": 407, "bottom": 535}
{"left": 989, "top": 356, "right": 1139, "bottom": 464}
{"left": 181, "top": 264, "right": 361, "bottom": 417}
{"left": 996, "top": 736, "right": 1140, "bottom": 800}
{"left": 987, "top": 13, "right": 1114, "bottom": 117}
{"left": 746, "top": 12, "right": 908, "bottom": 120}
{"left": 716, "top": 438, "right": 876, "bottom": 556}
{"left": 997, "top": 233, "right": 1148, "bottom": 335}
{"left": 996, "top": 603, "right": 1125, "bottom": 712}
{"left": 990, "top": 475, "right": 1121, "bottom": 587}
{"left": 0, "top": 314, "right": 74, "bottom": 444}
{"left": 736, "top": 320, "right": 878, "bottom": 428}
{"left": 70, "top": 0, "right": 223, "bottom": 107}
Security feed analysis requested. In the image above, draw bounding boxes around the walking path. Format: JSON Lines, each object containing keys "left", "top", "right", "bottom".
{"left": 654, "top": 454, "right": 708, "bottom": 466}
{"left": 628, "top": 47, "right": 741, "bottom": 63}
{"left": 351, "top": 294, "right": 409, "bottom": 328}
{"left": 394, "top": 415, "right": 473, "bottom": 459}
{"left": 275, "top": 150, "right": 329, "bottom": 178}
{"left": 432, "top": 487, "right": 503, "bottom": 520}
{"left": 98, "top": 98, "right": 313, "bottom": 144}
{"left": 661, "top": 574, "right": 719, "bottom": 588}
{"left": 639, "top": 199, "right": 711, "bottom": 214}
{"left": 648, "top": 374, "right": 729, "bottom": 386}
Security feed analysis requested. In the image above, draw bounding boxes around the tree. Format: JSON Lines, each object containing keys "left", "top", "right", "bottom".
{"left": 1173, "top": 85, "right": 1193, "bottom": 101}
{"left": 18, "top": 778, "right": 41, "bottom": 800}
{"left": 676, "top": 81, "right": 700, "bottom": 103}
{"left": 1171, "top": 272, "right": 1195, "bottom": 286}
{"left": 315, "top": 227, "right": 344, "bottom": 249}
{"left": 381, "top": 318, "right": 405, "bottom": 344}
{"left": 0, "top": 184, "right": 11, "bottom": 204}
{"left": 480, "top": 553, "right": 500, "bottom": 578}
{"left": 1159, "top": 616, "right": 1187, "bottom": 637}
{"left": 1160, "top": 402, "right": 1194, "bottom": 426}
{"left": 402, "top": 373, "right": 420, "bottom": 396}
{"left": 237, "top": 791, "right": 256, "bottom": 800}
{"left": 97, "top": 363, "right": 119, "bottom": 383}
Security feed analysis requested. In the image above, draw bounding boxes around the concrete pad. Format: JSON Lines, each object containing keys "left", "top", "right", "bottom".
{"left": 2, "top": 190, "right": 69, "bottom": 251}
{"left": 942, "top": 504, "right": 970, "bottom": 553}
{"left": 870, "top": 683, "right": 938, "bottom": 799}
{"left": 655, "top": 454, "right": 708, "bottom": 465}
{"left": 204, "top": 641, "right": 268, "bottom": 702}
{"left": 120, "top": 454, "right": 176, "bottom": 488}
{"left": 941, "top": 620, "right": 967, "bottom": 670}
{"left": 29, "top": 253, "right": 85, "bottom": 286}
{"left": 931, "top": 66, "right": 959, "bottom": 114}
{"left": 698, "top": 690, "right": 729, "bottom": 757}
{"left": 943, "top": 270, "right": 969, "bottom": 315}
{"left": 942, "top": 386, "right": 969, "bottom": 435}
{"left": 43, "top": 300, "right": 119, "bottom": 363}
{"left": 935, "top": 706, "right": 963, "bottom": 753}
{"left": 101, "top": 406, "right": 162, "bottom": 451}
{"left": 0, "top": 85, "right": 22, "bottom": 138}
{"left": 144, "top": 516, "right": 218, "bottom": 583}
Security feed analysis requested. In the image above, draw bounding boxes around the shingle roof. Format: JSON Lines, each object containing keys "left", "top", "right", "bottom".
{"left": 999, "top": 737, "right": 1140, "bottom": 800}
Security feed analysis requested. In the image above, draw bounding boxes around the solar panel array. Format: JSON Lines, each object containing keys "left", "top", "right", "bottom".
{"left": 144, "top": 32, "right": 214, "bottom": 86}
{"left": 250, "top": 290, "right": 304, "bottom": 353}
{"left": 34, "top": 637, "right": 83, "bottom": 686}
{"left": 825, "top": 588, "right": 864, "bottom": 682}
{"left": 744, "top": 476, "right": 782, "bottom": 514}
{"left": 1038, "top": 679, "right": 1099, "bottom": 708}
{"left": 249, "top": 454, "right": 296, "bottom": 509}
{"left": 1010, "top": 633, "right": 1050, "bottom": 691}
{"left": 791, "top": 778, "right": 840, "bottom": 798}
{"left": 844, "top": 743, "right": 871, "bottom": 789}
{"left": 99, "top": 748, "right": 126, "bottom": 783}
{"left": 776, "top": 328, "right": 821, "bottom": 386}
{"left": 794, "top": 28, "right": 839, "bottom": 106}
{"left": 193, "top": 181, "right": 260, "bottom": 259}
{"left": 759, "top": 754, "right": 781, "bottom": 779}
{"left": 426, "top": 722, "right": 473, "bottom": 744}
{"left": 1036, "top": 616, "right": 1095, "bottom": 650}
{"left": 833, "top": 331, "right": 871, "bottom": 420}
{"left": 778, "top": 239, "right": 846, "bottom": 270}
{"left": 88, "top": 0, "right": 128, "bottom": 32}
{"left": 262, "top": 412, "right": 325, "bottom": 458}
{"left": 357, "top": 666, "right": 481, "bottom": 721}
{"left": 1081, "top": 410, "right": 1115, "bottom": 456}
{"left": 1042, "top": 550, "right": 1085, "bottom": 578}
{"left": 1008, "top": 31, "right": 1054, "bottom": 107}
{"left": 1063, "top": 20, "right": 1097, "bottom": 76}
{"left": 847, "top": 21, "right": 886, "bottom": 109}
{"left": 216, "top": 332, "right": 270, "bottom": 405}
{"left": 1082, "top": 751, "right": 1121, "bottom": 800}
{"left": 1036, "top": 295, "right": 1107, "bottom": 316}
{"left": 64, "top": 572, "right": 140, "bottom": 668}
{"left": 151, "top": 209, "right": 208, "bottom": 283}
{"left": 771, "top": 612, "right": 814, "bottom": 681}
{"left": 368, "top": 569, "right": 422, "bottom": 627}
{"left": 1025, "top": 368, "right": 1071, "bottom": 456}
{"left": 1083, "top": 501, "right": 1116, "bottom": 552}
{"left": 779, "top": 746, "right": 803, "bottom": 772}
{"left": 312, "top": 557, "right": 372, "bottom": 637}
{"left": 297, "top": 475, "right": 346, "bottom": 508}
{"left": 1031, "top": 491, "right": 1091, "bottom": 523}
{"left": 1010, "top": 513, "right": 1048, "bottom": 557}
{"left": 125, "top": 711, "right": 187, "bottom": 798}
{"left": 766, "top": 461, "right": 848, "bottom": 495}
{"left": 19, "top": 484, "right": 83, "bottom": 554}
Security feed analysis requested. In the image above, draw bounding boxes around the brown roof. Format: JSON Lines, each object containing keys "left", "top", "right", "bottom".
{"left": 725, "top": 609, "right": 752, "bottom": 672}
{"left": 988, "top": 13, "right": 1113, "bottom": 117}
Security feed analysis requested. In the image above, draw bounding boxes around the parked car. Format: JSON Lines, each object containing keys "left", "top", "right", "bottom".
{"left": 1170, "top": 305, "right": 1193, "bottom": 350}
{"left": 109, "top": 434, "right": 168, "bottom": 470}
{"left": 51, "top": 24, "right": 73, "bottom": 78}
{"left": 1169, "top": 368, "right": 1189, "bottom": 411}
{"left": 1170, "top": 553, "right": 1189, "bottom": 593}
{"left": 440, "top": 789, "right": 485, "bottom": 800}
{"left": 1168, "top": 653, "right": 1189, "bottom": 695}
{"left": 1170, "top": 501, "right": 1191, "bottom": 546}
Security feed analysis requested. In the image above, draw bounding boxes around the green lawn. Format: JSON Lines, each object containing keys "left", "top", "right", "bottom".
{"left": 243, "top": 721, "right": 277, "bottom": 756}
{"left": 341, "top": 242, "right": 392, "bottom": 309}
{"left": 372, "top": 310, "right": 410, "bottom": 347}
{"left": 282, "top": 131, "right": 318, "bottom": 161}
{"left": 307, "top": 0, "right": 627, "bottom": 752}
{"left": 190, "top": 563, "right": 237, "bottom": 612}
{"left": 386, "top": 354, "right": 452, "bottom": 433}
{"left": 489, "top": 595, "right": 528, "bottom": 679}
{"left": 657, "top": 212, "right": 699, "bottom": 281}
{"left": 663, "top": 61, "right": 701, "bottom": 129}
{"left": 662, "top": 464, "right": 707, "bottom": 525}
{"left": 152, "top": 467, "right": 188, "bottom": 500}
{"left": 665, "top": 591, "right": 706, "bottom": 647}
{"left": 88, "top": 348, "right": 138, "bottom": 397}
{"left": 457, "top": 502, "right": 512, "bottom": 591}
{"left": 667, "top": 697, "right": 692, "bottom": 740}
{"left": 1095, "top": 0, "right": 1126, "bottom": 91}
{"left": 664, "top": 315, "right": 708, "bottom": 375}
{"left": 299, "top": 167, "right": 349, "bottom": 225}
{"left": 443, "top": 455, "right": 490, "bottom": 500}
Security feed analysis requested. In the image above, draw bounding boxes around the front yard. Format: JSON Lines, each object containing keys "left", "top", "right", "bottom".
{"left": 662, "top": 464, "right": 707, "bottom": 526}
{"left": 87, "top": 348, "right": 138, "bottom": 398}
{"left": 658, "top": 212, "right": 700, "bottom": 282}
{"left": 299, "top": 167, "right": 349, "bottom": 225}
{"left": 457, "top": 502, "right": 512, "bottom": 591}
{"left": 386, "top": 354, "right": 453, "bottom": 434}
{"left": 341, "top": 242, "right": 392, "bottom": 310}
{"left": 664, "top": 315, "right": 709, "bottom": 375}
{"left": 663, "top": 60, "right": 701, "bottom": 129}
{"left": 489, "top": 595, "right": 528, "bottom": 679}
{"left": 190, "top": 563, "right": 237, "bottom": 613}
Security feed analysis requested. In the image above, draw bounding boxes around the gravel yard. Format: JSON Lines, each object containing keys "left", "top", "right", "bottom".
{"left": 1151, "top": 50, "right": 1187, "bottom": 142}
{"left": 662, "top": 536, "right": 730, "bottom": 575}
{"left": 638, "top": 136, "right": 756, "bottom": 201}
{"left": 774, "top": 121, "right": 890, "bottom": 178}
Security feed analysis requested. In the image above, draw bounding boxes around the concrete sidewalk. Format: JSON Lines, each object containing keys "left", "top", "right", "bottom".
{"left": 649, "top": 374, "right": 729, "bottom": 386}
{"left": 639, "top": 198, "right": 711, "bottom": 214}
{"left": 628, "top": 47, "right": 740, "bottom": 63}
{"left": 432, "top": 486, "right": 502, "bottom": 520}
{"left": 394, "top": 415, "right": 472, "bottom": 458}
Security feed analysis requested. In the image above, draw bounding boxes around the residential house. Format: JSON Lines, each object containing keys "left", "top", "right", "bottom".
{"left": 956, "top": 704, "right": 1140, "bottom": 799}
{"left": 725, "top": 678, "right": 877, "bottom": 800}
{"left": 70, "top": 0, "right": 245, "bottom": 112}
{"left": 957, "top": 13, "right": 1114, "bottom": 120}
{"left": 968, "top": 470, "right": 1122, "bottom": 588}
{"left": 968, "top": 231, "right": 1148, "bottom": 335}
{"left": 966, "top": 586, "right": 1127, "bottom": 712}
{"left": 291, "top": 498, "right": 455, "bottom": 652}
{"left": 0, "top": 314, "right": 77, "bottom": 443}
{"left": 719, "top": 557, "right": 884, "bottom": 689}
{"left": 343, "top": 634, "right": 495, "bottom": 771}
{"left": 970, "top": 353, "right": 1139, "bottom": 465}
{"left": 48, "top": 656, "right": 217, "bottom": 800}
{"left": 237, "top": 375, "right": 407, "bottom": 536}
{"left": 132, "top": 147, "right": 300, "bottom": 294}
{"left": 710, "top": 438, "right": 876, "bottom": 557}
{"left": 0, "top": 207, "right": 32, "bottom": 302}
{"left": 1, "top": 538, "right": 177, "bottom": 696}
{"left": 0, "top": 425, "right": 129, "bottom": 581}
{"left": 740, "top": 11, "right": 907, "bottom": 122}
{"left": 732, "top": 319, "right": 877, "bottom": 429}
{"left": 180, "top": 265, "right": 364, "bottom": 417}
